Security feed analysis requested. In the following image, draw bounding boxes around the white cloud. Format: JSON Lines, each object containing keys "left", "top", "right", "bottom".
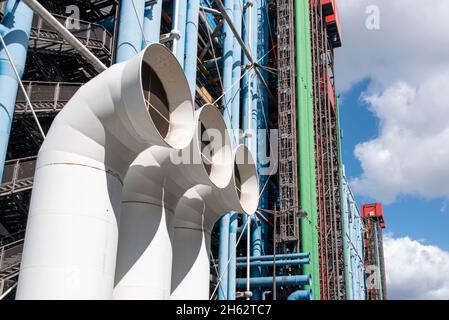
{"left": 384, "top": 235, "right": 449, "bottom": 299}
{"left": 336, "top": 0, "right": 449, "bottom": 92}
{"left": 336, "top": 0, "right": 449, "bottom": 202}
{"left": 350, "top": 74, "right": 449, "bottom": 202}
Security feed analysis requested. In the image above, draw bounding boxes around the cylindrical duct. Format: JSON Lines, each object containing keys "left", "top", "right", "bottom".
{"left": 171, "top": 145, "right": 259, "bottom": 300}
{"left": 16, "top": 44, "right": 194, "bottom": 300}
{"left": 113, "top": 104, "right": 233, "bottom": 300}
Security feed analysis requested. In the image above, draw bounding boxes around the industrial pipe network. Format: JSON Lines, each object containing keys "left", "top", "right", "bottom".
{"left": 0, "top": 0, "right": 316, "bottom": 301}
{"left": 15, "top": 42, "right": 259, "bottom": 300}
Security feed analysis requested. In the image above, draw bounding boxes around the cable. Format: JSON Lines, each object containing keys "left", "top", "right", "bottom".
{"left": 0, "top": 34, "right": 46, "bottom": 139}
{"left": 131, "top": 0, "right": 148, "bottom": 46}
{"left": 209, "top": 248, "right": 227, "bottom": 299}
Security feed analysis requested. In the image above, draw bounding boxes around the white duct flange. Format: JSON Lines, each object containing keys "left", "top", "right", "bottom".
{"left": 16, "top": 43, "right": 194, "bottom": 300}
{"left": 113, "top": 104, "right": 233, "bottom": 300}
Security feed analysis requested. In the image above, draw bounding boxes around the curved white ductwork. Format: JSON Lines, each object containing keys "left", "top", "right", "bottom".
{"left": 113, "top": 104, "right": 234, "bottom": 300}
{"left": 170, "top": 145, "right": 259, "bottom": 300}
{"left": 16, "top": 43, "right": 195, "bottom": 300}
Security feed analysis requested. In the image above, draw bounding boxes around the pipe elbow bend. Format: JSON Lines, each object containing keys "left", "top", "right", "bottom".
{"left": 17, "top": 43, "right": 194, "bottom": 300}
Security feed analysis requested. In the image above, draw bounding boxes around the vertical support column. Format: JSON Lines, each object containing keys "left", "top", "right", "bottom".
{"left": 184, "top": 0, "right": 200, "bottom": 97}
{"left": 256, "top": 0, "right": 269, "bottom": 257}
{"left": 250, "top": 0, "right": 263, "bottom": 301}
{"left": 0, "top": 0, "right": 33, "bottom": 181}
{"left": 295, "top": 0, "right": 320, "bottom": 300}
{"left": 227, "top": 0, "right": 243, "bottom": 301}
{"left": 115, "top": 0, "right": 145, "bottom": 63}
{"left": 142, "top": 0, "right": 163, "bottom": 47}
{"left": 218, "top": 0, "right": 234, "bottom": 300}
{"left": 218, "top": 214, "right": 230, "bottom": 300}
{"left": 240, "top": 0, "right": 253, "bottom": 299}
{"left": 241, "top": 0, "right": 252, "bottom": 145}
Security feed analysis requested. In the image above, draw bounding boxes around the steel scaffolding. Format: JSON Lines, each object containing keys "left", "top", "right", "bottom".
{"left": 276, "top": 0, "right": 300, "bottom": 245}
{"left": 310, "top": 0, "right": 345, "bottom": 300}
{"left": 364, "top": 218, "right": 387, "bottom": 300}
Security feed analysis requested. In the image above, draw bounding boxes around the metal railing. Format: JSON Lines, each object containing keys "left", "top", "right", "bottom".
{"left": 0, "top": 239, "right": 23, "bottom": 272}
{"left": 0, "top": 238, "right": 23, "bottom": 297}
{"left": 30, "top": 13, "right": 113, "bottom": 55}
{"left": 0, "top": 230, "right": 25, "bottom": 247}
{"left": 0, "top": 156, "right": 37, "bottom": 196}
{"left": 15, "top": 81, "right": 82, "bottom": 114}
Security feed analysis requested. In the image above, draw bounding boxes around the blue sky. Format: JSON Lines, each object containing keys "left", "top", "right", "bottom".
{"left": 339, "top": 80, "right": 449, "bottom": 252}
{"left": 336, "top": 0, "right": 449, "bottom": 299}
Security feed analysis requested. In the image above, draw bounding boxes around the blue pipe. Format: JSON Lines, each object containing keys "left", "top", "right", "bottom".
{"left": 287, "top": 290, "right": 313, "bottom": 301}
{"left": 236, "top": 253, "right": 310, "bottom": 262}
{"left": 142, "top": 0, "right": 163, "bottom": 46}
{"left": 221, "top": 0, "right": 234, "bottom": 131}
{"left": 240, "top": 0, "right": 251, "bottom": 146}
{"left": 172, "top": 0, "right": 187, "bottom": 67}
{"left": 115, "top": 0, "right": 145, "bottom": 63}
{"left": 227, "top": 211, "right": 238, "bottom": 300}
{"left": 236, "top": 259, "right": 310, "bottom": 268}
{"left": 218, "top": 214, "right": 230, "bottom": 300}
{"left": 231, "top": 0, "right": 242, "bottom": 145}
{"left": 236, "top": 275, "right": 311, "bottom": 289}
{"left": 221, "top": 0, "right": 240, "bottom": 300}
{"left": 184, "top": 0, "right": 200, "bottom": 97}
{"left": 0, "top": 0, "right": 33, "bottom": 181}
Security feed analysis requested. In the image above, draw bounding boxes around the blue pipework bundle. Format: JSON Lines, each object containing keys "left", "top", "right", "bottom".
{"left": 0, "top": 0, "right": 33, "bottom": 182}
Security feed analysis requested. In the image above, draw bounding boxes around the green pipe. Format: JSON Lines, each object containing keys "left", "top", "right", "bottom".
{"left": 336, "top": 96, "right": 351, "bottom": 299}
{"left": 294, "top": 0, "right": 320, "bottom": 300}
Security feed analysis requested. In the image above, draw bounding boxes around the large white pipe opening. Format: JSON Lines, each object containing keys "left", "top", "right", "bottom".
{"left": 16, "top": 43, "right": 194, "bottom": 300}
{"left": 113, "top": 104, "right": 233, "bottom": 300}
{"left": 170, "top": 145, "right": 259, "bottom": 300}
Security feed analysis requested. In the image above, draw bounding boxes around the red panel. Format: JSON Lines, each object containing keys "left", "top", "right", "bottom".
{"left": 361, "top": 203, "right": 384, "bottom": 219}
{"left": 321, "top": 0, "right": 343, "bottom": 48}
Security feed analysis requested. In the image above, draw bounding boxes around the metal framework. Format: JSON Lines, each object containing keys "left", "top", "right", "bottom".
{"left": 29, "top": 13, "right": 113, "bottom": 71}
{"left": 0, "top": 238, "right": 24, "bottom": 296}
{"left": 276, "top": 0, "right": 300, "bottom": 245}
{"left": 363, "top": 218, "right": 387, "bottom": 300}
{"left": 309, "top": 0, "right": 345, "bottom": 300}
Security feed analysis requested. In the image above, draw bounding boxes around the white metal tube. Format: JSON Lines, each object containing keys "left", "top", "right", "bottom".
{"left": 113, "top": 105, "right": 233, "bottom": 300}
{"left": 170, "top": 145, "right": 259, "bottom": 300}
{"left": 16, "top": 44, "right": 194, "bottom": 300}
{"left": 22, "top": 0, "right": 107, "bottom": 73}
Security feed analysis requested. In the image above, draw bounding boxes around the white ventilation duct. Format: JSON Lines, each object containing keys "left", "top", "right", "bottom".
{"left": 113, "top": 104, "right": 233, "bottom": 300}
{"left": 170, "top": 145, "right": 259, "bottom": 300}
{"left": 16, "top": 43, "right": 194, "bottom": 300}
